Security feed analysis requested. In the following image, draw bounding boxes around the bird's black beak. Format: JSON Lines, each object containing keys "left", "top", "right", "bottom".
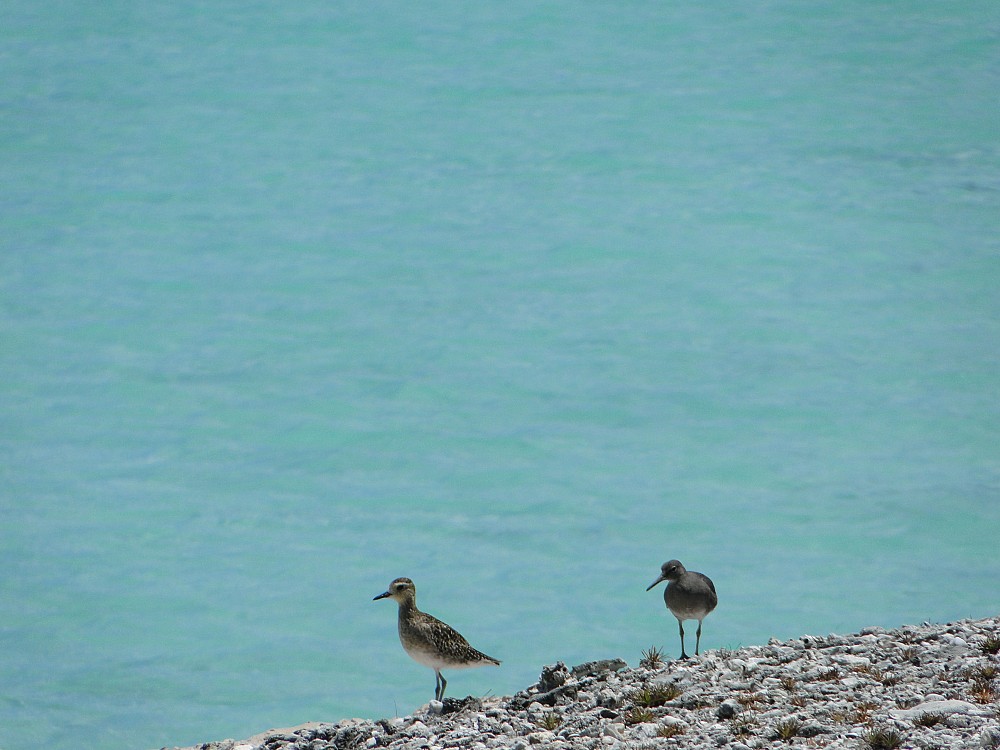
{"left": 646, "top": 576, "right": 665, "bottom": 592}
{"left": 373, "top": 591, "right": 390, "bottom": 601}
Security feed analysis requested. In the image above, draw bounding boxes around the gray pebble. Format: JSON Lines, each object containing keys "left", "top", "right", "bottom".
{"left": 716, "top": 699, "right": 742, "bottom": 719}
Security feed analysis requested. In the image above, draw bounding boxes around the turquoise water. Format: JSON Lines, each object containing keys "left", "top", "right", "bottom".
{"left": 2, "top": 2, "right": 998, "bottom": 749}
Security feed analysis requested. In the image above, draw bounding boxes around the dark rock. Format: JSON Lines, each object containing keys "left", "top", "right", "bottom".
{"left": 441, "top": 696, "right": 481, "bottom": 714}
{"left": 716, "top": 699, "right": 741, "bottom": 719}
{"left": 571, "top": 658, "right": 627, "bottom": 679}
{"left": 539, "top": 662, "right": 570, "bottom": 692}
{"left": 333, "top": 726, "right": 365, "bottom": 748}
{"left": 263, "top": 733, "right": 300, "bottom": 748}
{"left": 317, "top": 724, "right": 338, "bottom": 739}
{"left": 533, "top": 684, "right": 579, "bottom": 706}
{"left": 599, "top": 709, "right": 619, "bottom": 719}
{"left": 507, "top": 682, "right": 578, "bottom": 709}
{"left": 861, "top": 626, "right": 886, "bottom": 636}
{"left": 798, "top": 723, "right": 832, "bottom": 737}
{"left": 596, "top": 691, "right": 621, "bottom": 709}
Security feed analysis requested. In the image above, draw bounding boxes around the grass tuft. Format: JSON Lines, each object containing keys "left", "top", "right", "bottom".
{"left": 981, "top": 636, "right": 1000, "bottom": 656}
{"left": 737, "top": 692, "right": 766, "bottom": 708}
{"left": 970, "top": 682, "right": 997, "bottom": 704}
{"left": 972, "top": 665, "right": 999, "bottom": 681}
{"left": 639, "top": 645, "right": 666, "bottom": 669}
{"left": 624, "top": 707, "right": 655, "bottom": 725}
{"left": 912, "top": 712, "right": 945, "bottom": 728}
{"left": 729, "top": 713, "right": 757, "bottom": 738}
{"left": 657, "top": 723, "right": 685, "bottom": 738}
{"left": 833, "top": 701, "right": 879, "bottom": 726}
{"left": 969, "top": 665, "right": 998, "bottom": 703}
{"left": 853, "top": 665, "right": 899, "bottom": 686}
{"left": 631, "top": 684, "right": 682, "bottom": 707}
{"left": 536, "top": 712, "right": 561, "bottom": 731}
{"left": 775, "top": 718, "right": 802, "bottom": 741}
{"left": 863, "top": 727, "right": 904, "bottom": 750}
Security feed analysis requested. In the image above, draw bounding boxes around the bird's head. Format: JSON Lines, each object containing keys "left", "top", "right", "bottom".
{"left": 646, "top": 559, "right": 686, "bottom": 590}
{"left": 373, "top": 577, "right": 417, "bottom": 604}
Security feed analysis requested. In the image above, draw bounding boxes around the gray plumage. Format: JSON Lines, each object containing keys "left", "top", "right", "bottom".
{"left": 373, "top": 577, "right": 500, "bottom": 701}
{"left": 646, "top": 559, "right": 718, "bottom": 659}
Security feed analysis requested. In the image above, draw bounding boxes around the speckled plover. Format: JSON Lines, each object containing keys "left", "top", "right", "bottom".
{"left": 647, "top": 559, "right": 718, "bottom": 658}
{"left": 373, "top": 577, "right": 500, "bottom": 701}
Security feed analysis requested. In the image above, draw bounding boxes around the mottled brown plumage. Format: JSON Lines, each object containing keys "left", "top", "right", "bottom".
{"left": 373, "top": 577, "right": 500, "bottom": 701}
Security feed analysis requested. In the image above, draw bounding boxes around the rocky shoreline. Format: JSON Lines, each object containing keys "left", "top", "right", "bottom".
{"left": 168, "top": 616, "right": 999, "bottom": 750}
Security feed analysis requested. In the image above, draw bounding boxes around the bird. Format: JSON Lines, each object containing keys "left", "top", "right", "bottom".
{"left": 646, "top": 559, "right": 718, "bottom": 659}
{"left": 373, "top": 577, "right": 500, "bottom": 701}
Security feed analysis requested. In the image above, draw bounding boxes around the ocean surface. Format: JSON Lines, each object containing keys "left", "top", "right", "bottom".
{"left": 2, "top": 2, "right": 998, "bottom": 749}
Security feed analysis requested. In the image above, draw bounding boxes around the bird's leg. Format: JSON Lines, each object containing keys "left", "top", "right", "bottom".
{"left": 436, "top": 671, "right": 447, "bottom": 701}
{"left": 695, "top": 619, "right": 703, "bottom": 655}
{"left": 677, "top": 619, "right": 689, "bottom": 659}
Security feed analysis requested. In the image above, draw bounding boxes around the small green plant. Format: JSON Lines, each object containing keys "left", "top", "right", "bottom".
{"left": 775, "top": 718, "right": 802, "bottom": 741}
{"left": 536, "top": 712, "right": 562, "bottom": 731}
{"left": 780, "top": 675, "right": 797, "bottom": 691}
{"left": 972, "top": 665, "right": 999, "bottom": 681}
{"left": 970, "top": 681, "right": 997, "bottom": 704}
{"left": 863, "top": 726, "right": 904, "bottom": 750}
{"left": 789, "top": 695, "right": 807, "bottom": 708}
{"left": 631, "top": 683, "right": 682, "bottom": 707}
{"left": 877, "top": 670, "right": 900, "bottom": 686}
{"left": 912, "top": 712, "right": 945, "bottom": 728}
{"left": 980, "top": 636, "right": 1000, "bottom": 656}
{"left": 969, "top": 664, "right": 998, "bottom": 704}
{"left": 836, "top": 701, "right": 879, "bottom": 726}
{"left": 624, "top": 707, "right": 655, "bottom": 725}
{"left": 640, "top": 645, "right": 666, "bottom": 669}
{"left": 657, "top": 723, "right": 685, "bottom": 738}
{"left": 853, "top": 665, "right": 898, "bottom": 685}
{"left": 817, "top": 668, "right": 840, "bottom": 681}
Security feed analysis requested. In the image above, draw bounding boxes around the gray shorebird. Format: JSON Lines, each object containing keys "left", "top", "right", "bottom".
{"left": 646, "top": 559, "right": 718, "bottom": 659}
{"left": 373, "top": 577, "right": 500, "bottom": 701}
